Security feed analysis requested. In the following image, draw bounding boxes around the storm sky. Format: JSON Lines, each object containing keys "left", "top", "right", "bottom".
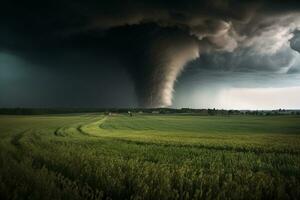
{"left": 1, "top": 0, "right": 300, "bottom": 109}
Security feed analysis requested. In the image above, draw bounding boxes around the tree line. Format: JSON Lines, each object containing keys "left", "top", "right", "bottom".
{"left": 0, "top": 108, "right": 300, "bottom": 115}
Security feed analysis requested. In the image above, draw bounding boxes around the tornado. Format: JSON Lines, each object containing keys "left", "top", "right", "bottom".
{"left": 131, "top": 34, "right": 199, "bottom": 107}
{"left": 108, "top": 25, "right": 200, "bottom": 107}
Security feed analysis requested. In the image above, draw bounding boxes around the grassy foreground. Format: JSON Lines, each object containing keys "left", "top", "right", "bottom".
{"left": 0, "top": 114, "right": 300, "bottom": 200}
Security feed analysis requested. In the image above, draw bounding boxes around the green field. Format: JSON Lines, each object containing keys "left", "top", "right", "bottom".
{"left": 0, "top": 114, "right": 300, "bottom": 199}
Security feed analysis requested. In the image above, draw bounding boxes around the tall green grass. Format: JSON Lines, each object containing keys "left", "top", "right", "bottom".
{"left": 0, "top": 114, "right": 299, "bottom": 199}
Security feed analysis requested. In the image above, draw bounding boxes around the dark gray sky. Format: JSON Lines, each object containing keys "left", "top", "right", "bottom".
{"left": 1, "top": 0, "right": 300, "bottom": 109}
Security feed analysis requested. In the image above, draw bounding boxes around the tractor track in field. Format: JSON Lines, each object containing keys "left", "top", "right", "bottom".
{"left": 54, "top": 127, "right": 64, "bottom": 136}
{"left": 52, "top": 117, "right": 108, "bottom": 138}
{"left": 76, "top": 117, "right": 109, "bottom": 137}
{"left": 76, "top": 125, "right": 92, "bottom": 136}
{"left": 10, "top": 129, "right": 31, "bottom": 147}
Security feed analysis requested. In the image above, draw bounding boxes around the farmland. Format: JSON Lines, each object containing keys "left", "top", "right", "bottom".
{"left": 0, "top": 114, "right": 300, "bottom": 199}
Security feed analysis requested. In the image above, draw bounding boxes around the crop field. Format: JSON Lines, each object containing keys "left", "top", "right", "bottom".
{"left": 0, "top": 114, "right": 300, "bottom": 200}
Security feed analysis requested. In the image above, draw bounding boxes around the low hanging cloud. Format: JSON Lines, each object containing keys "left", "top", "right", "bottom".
{"left": 1, "top": 0, "right": 300, "bottom": 107}
{"left": 290, "top": 30, "right": 300, "bottom": 53}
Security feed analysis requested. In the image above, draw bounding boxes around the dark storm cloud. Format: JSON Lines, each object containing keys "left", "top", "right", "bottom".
{"left": 0, "top": 52, "right": 137, "bottom": 108}
{"left": 290, "top": 30, "right": 300, "bottom": 53}
{"left": 1, "top": 0, "right": 300, "bottom": 107}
